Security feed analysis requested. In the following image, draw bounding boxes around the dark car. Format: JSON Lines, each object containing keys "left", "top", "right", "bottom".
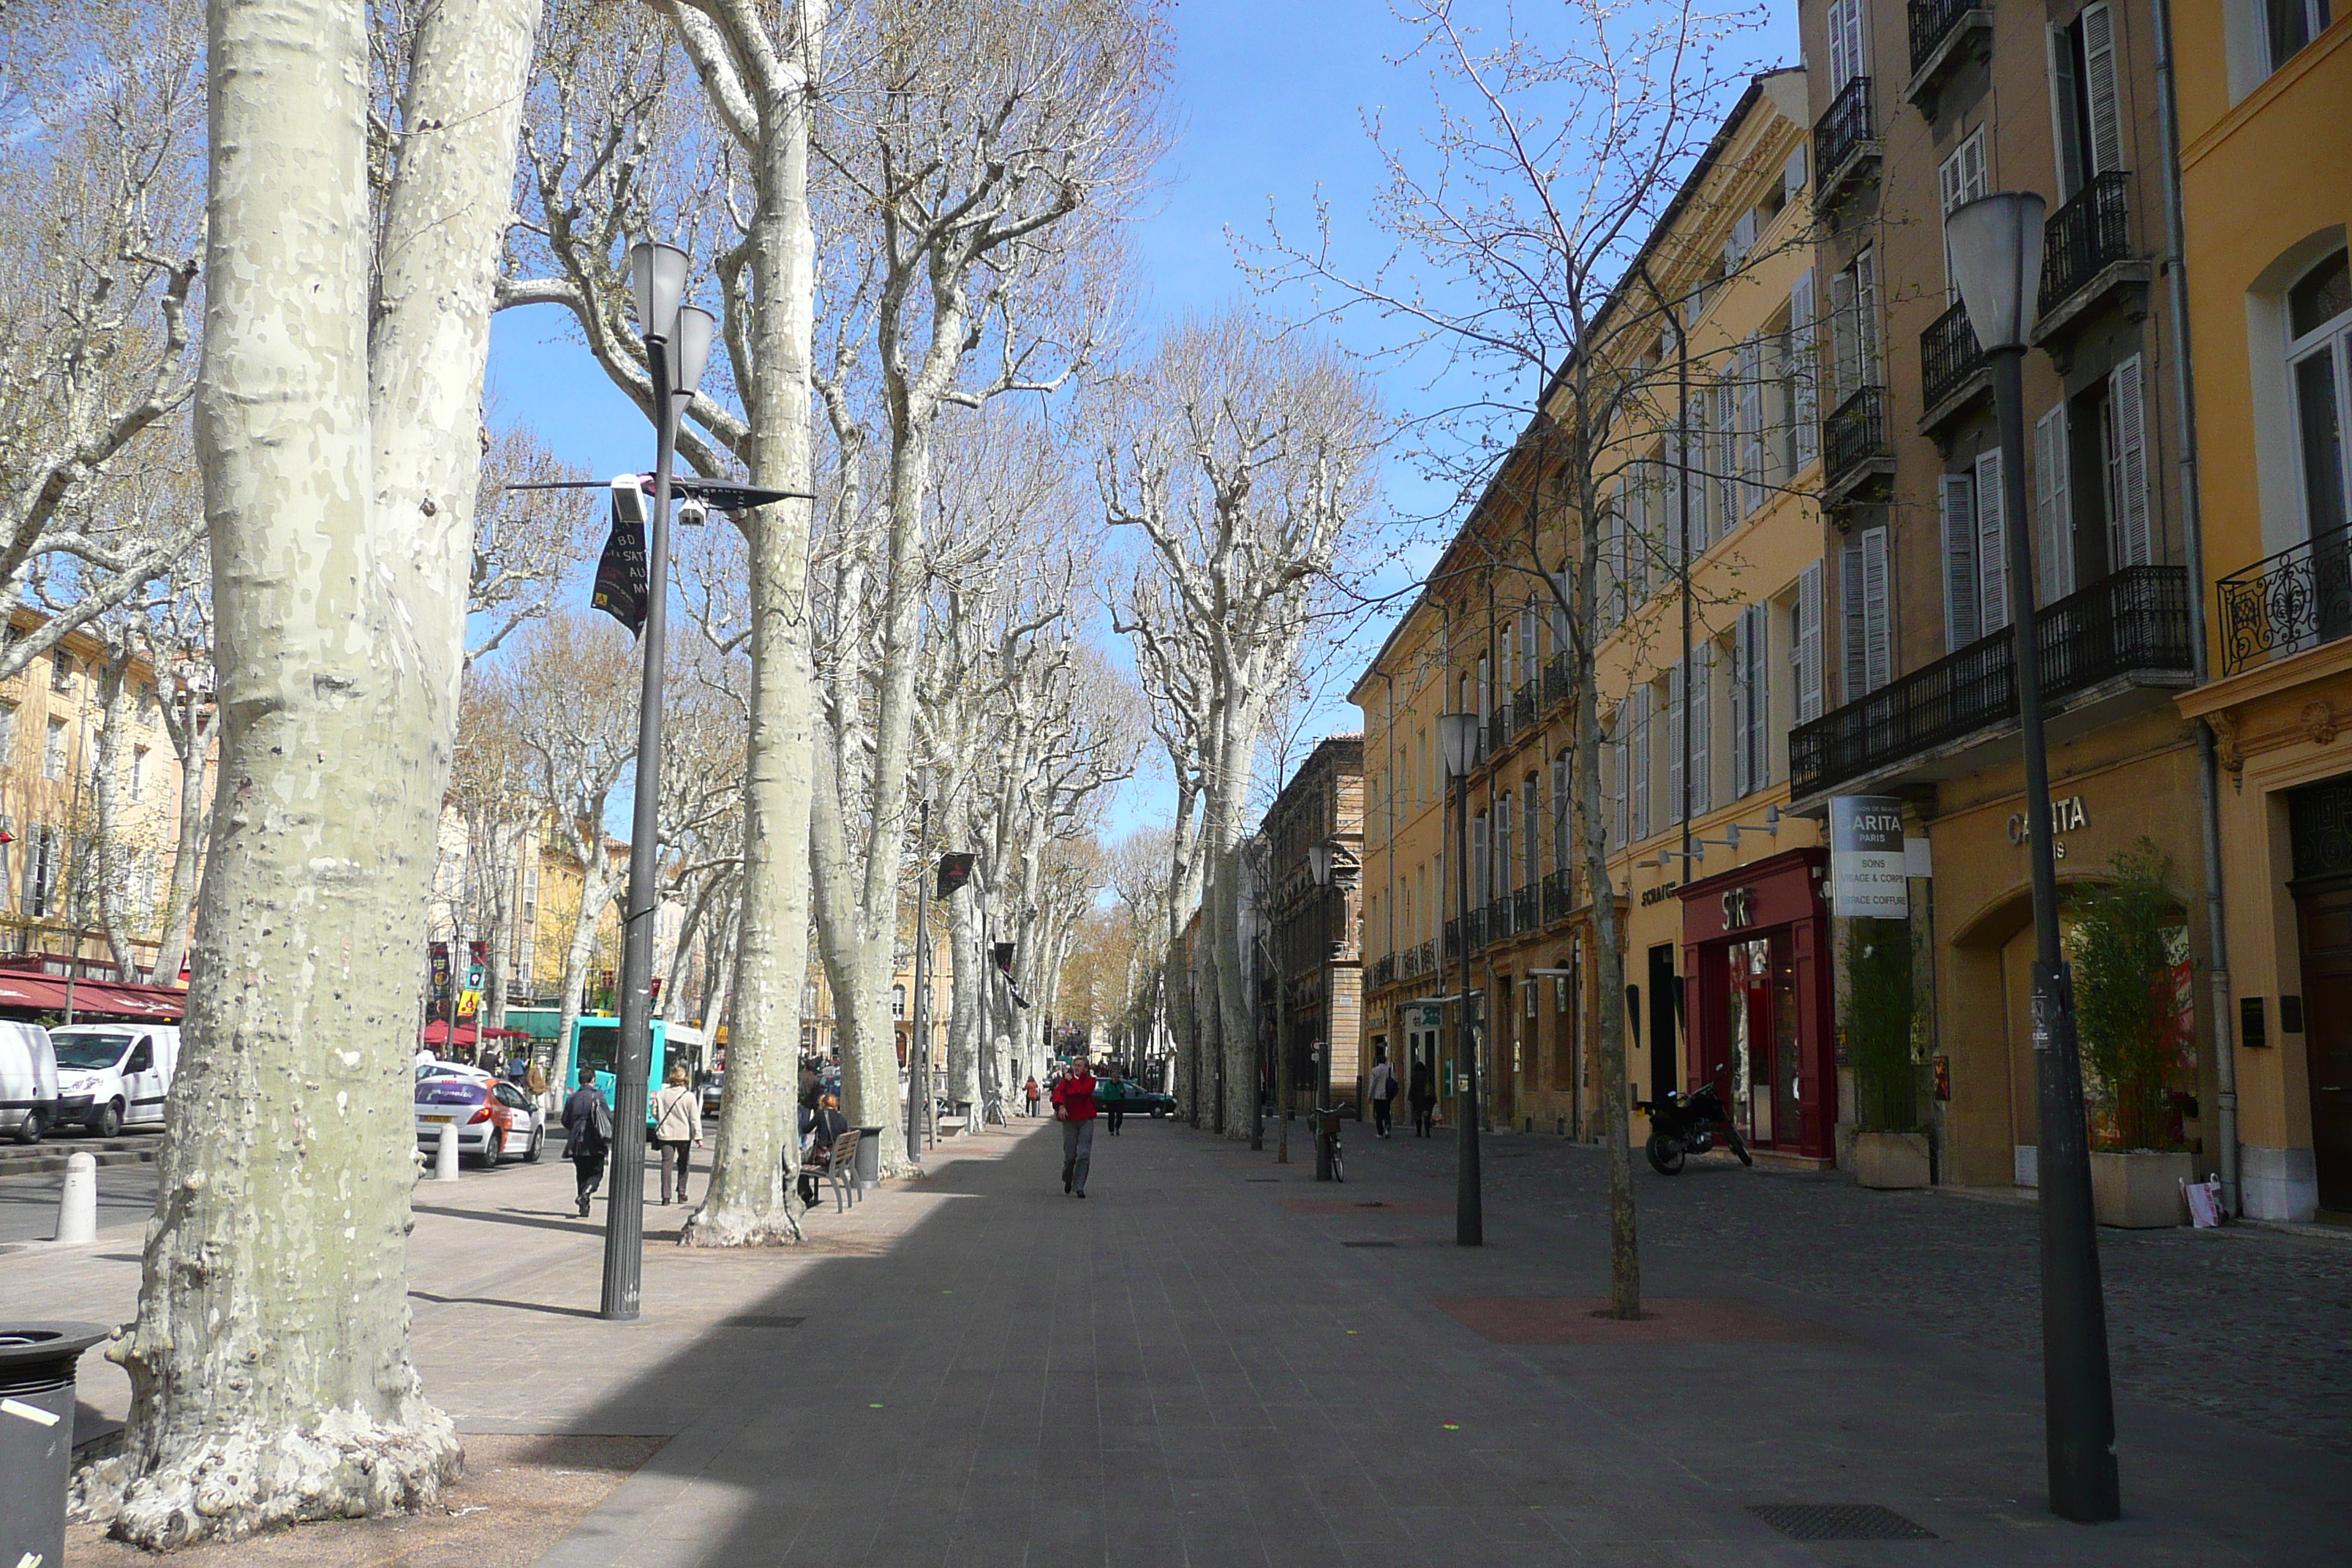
{"left": 1103, "top": 1079, "right": 1176, "bottom": 1117}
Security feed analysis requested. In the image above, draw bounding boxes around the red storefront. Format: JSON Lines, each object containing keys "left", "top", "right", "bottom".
{"left": 1676, "top": 846, "right": 1837, "bottom": 1163}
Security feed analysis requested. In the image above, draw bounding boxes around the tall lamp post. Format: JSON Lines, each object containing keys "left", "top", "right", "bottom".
{"left": 1307, "top": 841, "right": 1336, "bottom": 1178}
{"left": 907, "top": 796, "right": 932, "bottom": 1162}
{"left": 1946, "top": 191, "right": 2120, "bottom": 1524}
{"left": 1437, "top": 712, "right": 1482, "bottom": 1245}
{"left": 600, "top": 241, "right": 715, "bottom": 1324}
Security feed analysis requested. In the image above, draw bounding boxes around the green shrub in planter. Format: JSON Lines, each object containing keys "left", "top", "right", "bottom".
{"left": 1844, "top": 917, "right": 1918, "bottom": 1134}
{"left": 2068, "top": 839, "right": 2187, "bottom": 1153}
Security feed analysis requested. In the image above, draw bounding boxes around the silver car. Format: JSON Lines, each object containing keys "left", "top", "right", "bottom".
{"left": 415, "top": 1076, "right": 546, "bottom": 1167}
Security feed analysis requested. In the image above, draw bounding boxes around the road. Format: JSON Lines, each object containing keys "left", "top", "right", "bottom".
{"left": 0, "top": 1135, "right": 163, "bottom": 1245}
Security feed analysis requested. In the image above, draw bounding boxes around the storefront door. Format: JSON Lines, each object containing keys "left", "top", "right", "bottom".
{"left": 2296, "top": 882, "right": 2352, "bottom": 1211}
{"left": 1727, "top": 933, "right": 1801, "bottom": 1147}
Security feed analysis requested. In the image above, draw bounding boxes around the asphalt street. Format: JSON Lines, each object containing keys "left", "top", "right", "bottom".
{"left": 0, "top": 1146, "right": 161, "bottom": 1245}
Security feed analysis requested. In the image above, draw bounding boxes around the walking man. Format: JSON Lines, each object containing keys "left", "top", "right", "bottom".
{"left": 1100, "top": 1072, "right": 1126, "bottom": 1136}
{"left": 1052, "top": 1058, "right": 1098, "bottom": 1198}
{"left": 1409, "top": 1060, "right": 1437, "bottom": 1138}
{"left": 562, "top": 1076, "right": 612, "bottom": 1218}
{"left": 651, "top": 1063, "right": 702, "bottom": 1205}
{"left": 1368, "top": 1047, "right": 1398, "bottom": 1138}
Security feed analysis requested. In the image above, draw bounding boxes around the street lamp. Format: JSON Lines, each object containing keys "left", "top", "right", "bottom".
{"left": 600, "top": 240, "right": 716, "bottom": 1324}
{"left": 1307, "top": 840, "right": 1337, "bottom": 1180}
{"left": 1437, "top": 711, "right": 1482, "bottom": 1246}
{"left": 1945, "top": 191, "right": 2120, "bottom": 1526}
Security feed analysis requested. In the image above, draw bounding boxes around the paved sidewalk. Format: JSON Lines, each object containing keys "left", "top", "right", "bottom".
{"left": 7, "top": 1117, "right": 2347, "bottom": 1565}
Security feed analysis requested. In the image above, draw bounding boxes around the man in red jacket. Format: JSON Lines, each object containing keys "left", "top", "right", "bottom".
{"left": 1051, "top": 1060, "right": 1098, "bottom": 1199}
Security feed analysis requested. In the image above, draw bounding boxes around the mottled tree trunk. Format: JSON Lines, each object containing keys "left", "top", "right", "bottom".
{"left": 89, "top": 0, "right": 538, "bottom": 1543}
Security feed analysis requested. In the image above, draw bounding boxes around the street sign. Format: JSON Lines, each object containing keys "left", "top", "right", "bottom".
{"left": 938, "top": 853, "right": 976, "bottom": 898}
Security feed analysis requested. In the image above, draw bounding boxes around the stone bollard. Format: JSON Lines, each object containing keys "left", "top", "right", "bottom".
{"left": 434, "top": 1123, "right": 460, "bottom": 1182}
{"left": 55, "top": 1153, "right": 97, "bottom": 1244}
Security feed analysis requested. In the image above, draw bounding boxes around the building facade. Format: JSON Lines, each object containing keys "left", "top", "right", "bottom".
{"left": 2170, "top": 1, "right": 2351, "bottom": 1218}
{"left": 1256, "top": 735, "right": 1365, "bottom": 1115}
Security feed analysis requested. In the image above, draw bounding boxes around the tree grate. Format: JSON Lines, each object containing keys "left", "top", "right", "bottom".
{"left": 1746, "top": 1504, "right": 1934, "bottom": 1542}
{"left": 718, "top": 1315, "right": 805, "bottom": 1329}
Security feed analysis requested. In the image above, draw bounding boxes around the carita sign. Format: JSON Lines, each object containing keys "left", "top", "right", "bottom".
{"left": 1830, "top": 795, "right": 1908, "bottom": 919}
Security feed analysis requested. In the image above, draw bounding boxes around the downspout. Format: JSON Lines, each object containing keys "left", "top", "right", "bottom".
{"left": 2150, "top": 0, "right": 2238, "bottom": 1214}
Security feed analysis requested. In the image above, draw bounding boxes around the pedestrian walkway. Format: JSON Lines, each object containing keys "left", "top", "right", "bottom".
{"left": 7, "top": 1117, "right": 2347, "bottom": 1565}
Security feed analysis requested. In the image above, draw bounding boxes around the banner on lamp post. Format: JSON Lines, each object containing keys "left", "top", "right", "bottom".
{"left": 1830, "top": 795, "right": 1909, "bottom": 919}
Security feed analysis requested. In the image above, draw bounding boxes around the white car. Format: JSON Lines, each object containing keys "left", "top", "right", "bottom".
{"left": 53, "top": 1025, "right": 180, "bottom": 1137}
{"left": 0, "top": 1022, "right": 56, "bottom": 1144}
{"left": 415, "top": 1074, "right": 546, "bottom": 1166}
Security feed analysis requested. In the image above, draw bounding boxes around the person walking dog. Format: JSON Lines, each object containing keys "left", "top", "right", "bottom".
{"left": 1052, "top": 1060, "right": 1098, "bottom": 1198}
{"left": 651, "top": 1063, "right": 702, "bottom": 1205}
{"left": 1368, "top": 1047, "right": 1398, "bottom": 1138}
{"left": 562, "top": 1077, "right": 613, "bottom": 1218}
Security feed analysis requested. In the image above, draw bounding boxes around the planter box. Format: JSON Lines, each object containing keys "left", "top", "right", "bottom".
{"left": 1854, "top": 1131, "right": 1931, "bottom": 1189}
{"left": 2090, "top": 1150, "right": 2192, "bottom": 1229}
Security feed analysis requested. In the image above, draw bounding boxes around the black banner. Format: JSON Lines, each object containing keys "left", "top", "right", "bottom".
{"left": 591, "top": 483, "right": 648, "bottom": 635}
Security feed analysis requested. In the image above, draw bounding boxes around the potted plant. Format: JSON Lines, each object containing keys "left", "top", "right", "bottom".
{"left": 2069, "top": 840, "right": 2195, "bottom": 1227}
{"left": 1846, "top": 918, "right": 1929, "bottom": 1189}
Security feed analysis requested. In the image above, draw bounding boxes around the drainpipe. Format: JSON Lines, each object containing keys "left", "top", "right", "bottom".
{"left": 2149, "top": 0, "right": 2239, "bottom": 1215}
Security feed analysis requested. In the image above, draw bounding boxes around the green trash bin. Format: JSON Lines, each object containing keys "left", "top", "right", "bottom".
{"left": 2, "top": 1321, "right": 108, "bottom": 1568}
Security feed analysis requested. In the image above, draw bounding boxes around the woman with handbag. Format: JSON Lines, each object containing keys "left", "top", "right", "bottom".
{"left": 651, "top": 1064, "right": 703, "bottom": 1206}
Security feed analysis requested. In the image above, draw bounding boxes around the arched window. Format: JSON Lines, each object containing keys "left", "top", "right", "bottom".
{"left": 2288, "top": 248, "right": 2351, "bottom": 542}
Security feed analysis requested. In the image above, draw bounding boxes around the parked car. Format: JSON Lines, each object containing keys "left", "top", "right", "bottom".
{"left": 0, "top": 1022, "right": 57, "bottom": 1144}
{"left": 701, "top": 1071, "right": 724, "bottom": 1117}
{"left": 415, "top": 1056, "right": 492, "bottom": 1082}
{"left": 1105, "top": 1079, "right": 1176, "bottom": 1117}
{"left": 52, "top": 1025, "right": 181, "bottom": 1137}
{"left": 415, "top": 1075, "right": 545, "bottom": 1166}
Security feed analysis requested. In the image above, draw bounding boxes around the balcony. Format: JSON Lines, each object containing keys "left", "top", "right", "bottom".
{"left": 1918, "top": 301, "right": 1989, "bottom": 433}
{"left": 2218, "top": 521, "right": 2352, "bottom": 676}
{"left": 1487, "top": 897, "right": 1517, "bottom": 942}
{"left": 2033, "top": 173, "right": 2149, "bottom": 352}
{"left": 1372, "top": 954, "right": 1396, "bottom": 989}
{"left": 1812, "top": 76, "right": 1880, "bottom": 213}
{"left": 1544, "top": 652, "right": 1570, "bottom": 709}
{"left": 1486, "top": 703, "right": 1515, "bottom": 758}
{"left": 1822, "top": 385, "right": 1893, "bottom": 501}
{"left": 1542, "top": 868, "right": 1574, "bottom": 924}
{"left": 1512, "top": 680, "right": 1540, "bottom": 734}
{"left": 1904, "top": 0, "right": 1993, "bottom": 118}
{"left": 1512, "top": 885, "right": 1539, "bottom": 933}
{"left": 1789, "top": 565, "right": 2194, "bottom": 800}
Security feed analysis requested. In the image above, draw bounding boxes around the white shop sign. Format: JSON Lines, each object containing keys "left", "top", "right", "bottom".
{"left": 1830, "top": 795, "right": 1909, "bottom": 919}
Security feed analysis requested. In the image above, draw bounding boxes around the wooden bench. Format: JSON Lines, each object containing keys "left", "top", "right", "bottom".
{"left": 806, "top": 1126, "right": 860, "bottom": 1213}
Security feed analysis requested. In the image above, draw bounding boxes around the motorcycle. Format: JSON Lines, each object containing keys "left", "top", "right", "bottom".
{"left": 1645, "top": 1067, "right": 1754, "bottom": 1175}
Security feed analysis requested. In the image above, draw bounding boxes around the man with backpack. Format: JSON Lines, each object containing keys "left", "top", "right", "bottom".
{"left": 562, "top": 1077, "right": 614, "bottom": 1218}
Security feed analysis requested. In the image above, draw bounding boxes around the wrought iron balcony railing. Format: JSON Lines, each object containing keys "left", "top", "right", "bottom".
{"left": 2038, "top": 172, "right": 2132, "bottom": 323}
{"left": 1919, "top": 300, "right": 1987, "bottom": 415}
{"left": 1486, "top": 704, "right": 1514, "bottom": 758}
{"left": 1790, "top": 565, "right": 2193, "bottom": 798}
{"left": 1512, "top": 680, "right": 1540, "bottom": 734}
{"left": 1486, "top": 896, "right": 1516, "bottom": 942}
{"left": 1908, "top": 0, "right": 1978, "bottom": 73}
{"left": 1444, "top": 916, "right": 1460, "bottom": 959}
{"left": 1812, "top": 75, "right": 1877, "bottom": 206}
{"left": 1512, "top": 885, "right": 1539, "bottom": 933}
{"left": 1544, "top": 652, "right": 1570, "bottom": 709}
{"left": 1542, "top": 868, "right": 1573, "bottom": 924}
{"left": 1417, "top": 939, "right": 1435, "bottom": 976}
{"left": 1372, "top": 954, "right": 1395, "bottom": 989}
{"left": 2218, "top": 520, "right": 2352, "bottom": 675}
{"left": 1823, "top": 385, "right": 1891, "bottom": 491}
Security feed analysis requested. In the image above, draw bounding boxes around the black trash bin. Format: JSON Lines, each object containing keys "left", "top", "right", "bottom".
{"left": 853, "top": 1126, "right": 883, "bottom": 1191}
{"left": 2, "top": 1321, "right": 109, "bottom": 1567}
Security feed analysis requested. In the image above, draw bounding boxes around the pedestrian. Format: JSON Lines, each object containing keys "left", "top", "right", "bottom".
{"left": 1100, "top": 1071, "right": 1126, "bottom": 1136}
{"left": 1409, "top": 1060, "right": 1436, "bottom": 1138}
{"left": 526, "top": 1055, "right": 548, "bottom": 1098}
{"left": 1051, "top": 1058, "right": 1098, "bottom": 1198}
{"left": 1368, "top": 1047, "right": 1398, "bottom": 1138}
{"left": 651, "top": 1063, "right": 702, "bottom": 1206}
{"left": 562, "top": 1077, "right": 614, "bottom": 1218}
{"left": 1024, "top": 1076, "right": 1041, "bottom": 1117}
{"left": 797, "top": 1093, "right": 848, "bottom": 1209}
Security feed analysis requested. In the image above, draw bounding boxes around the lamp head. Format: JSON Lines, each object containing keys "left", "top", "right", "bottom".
{"left": 629, "top": 240, "right": 690, "bottom": 342}
{"left": 1308, "top": 843, "right": 1334, "bottom": 886}
{"left": 1944, "top": 192, "right": 2048, "bottom": 351}
{"left": 1437, "top": 712, "right": 1480, "bottom": 779}
{"left": 672, "top": 304, "right": 716, "bottom": 398}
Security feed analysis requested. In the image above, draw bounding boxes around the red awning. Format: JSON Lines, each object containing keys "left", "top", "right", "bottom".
{"left": 421, "top": 1019, "right": 480, "bottom": 1047}
{"left": 0, "top": 973, "right": 74, "bottom": 1012}
{"left": 70, "top": 982, "right": 186, "bottom": 1021}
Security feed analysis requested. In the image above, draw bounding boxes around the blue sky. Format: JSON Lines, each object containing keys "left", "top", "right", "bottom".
{"left": 488, "top": 0, "right": 1801, "bottom": 846}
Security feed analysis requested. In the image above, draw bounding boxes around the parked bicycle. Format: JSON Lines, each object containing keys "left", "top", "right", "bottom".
{"left": 1313, "top": 1104, "right": 1346, "bottom": 1183}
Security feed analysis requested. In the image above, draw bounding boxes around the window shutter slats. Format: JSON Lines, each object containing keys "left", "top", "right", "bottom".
{"left": 1667, "top": 663, "right": 1685, "bottom": 827}
{"left": 1731, "top": 613, "right": 1752, "bottom": 799}
{"left": 1792, "top": 270, "right": 1820, "bottom": 468}
{"left": 2083, "top": 2, "right": 2124, "bottom": 176}
{"left": 1690, "top": 642, "right": 1712, "bottom": 818}
{"left": 1942, "top": 472, "right": 1980, "bottom": 650}
{"left": 1975, "top": 447, "right": 2010, "bottom": 633}
{"left": 1843, "top": 540, "right": 1869, "bottom": 701}
{"left": 2035, "top": 404, "right": 2076, "bottom": 600}
{"left": 2111, "top": 355, "right": 2152, "bottom": 565}
{"left": 1862, "top": 525, "right": 1893, "bottom": 692}
{"left": 1798, "top": 563, "right": 1825, "bottom": 723}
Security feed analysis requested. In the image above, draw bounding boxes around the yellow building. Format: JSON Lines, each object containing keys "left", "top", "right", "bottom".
{"left": 1357, "top": 72, "right": 1838, "bottom": 1155}
{"left": 0, "top": 611, "right": 208, "bottom": 979}
{"left": 2171, "top": 3, "right": 2351, "bottom": 1220}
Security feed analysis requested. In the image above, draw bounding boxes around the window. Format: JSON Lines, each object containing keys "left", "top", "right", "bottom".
{"left": 1842, "top": 526, "right": 1891, "bottom": 698}
{"left": 0, "top": 703, "right": 15, "bottom": 760}
{"left": 1522, "top": 776, "right": 1540, "bottom": 891}
{"left": 1714, "top": 372, "right": 1741, "bottom": 539}
{"left": 2035, "top": 404, "right": 2078, "bottom": 602}
{"left": 43, "top": 717, "right": 67, "bottom": 780}
{"left": 1601, "top": 483, "right": 1627, "bottom": 630}
{"left": 1494, "top": 794, "right": 1513, "bottom": 897}
{"left": 1738, "top": 336, "right": 1767, "bottom": 516}
{"left": 1631, "top": 685, "right": 1654, "bottom": 843}
{"left": 1518, "top": 603, "right": 1538, "bottom": 690}
{"left": 2288, "top": 249, "right": 2352, "bottom": 541}
{"left": 2051, "top": 355, "right": 2154, "bottom": 578}
{"left": 0, "top": 816, "right": 11, "bottom": 905}
{"left": 1606, "top": 702, "right": 1629, "bottom": 851}
{"left": 892, "top": 984, "right": 907, "bottom": 1019}
{"left": 2049, "top": 4, "right": 2125, "bottom": 199}
{"left": 1940, "top": 448, "right": 2012, "bottom": 650}
{"left": 1732, "top": 604, "right": 1771, "bottom": 797}
{"left": 23, "top": 826, "right": 56, "bottom": 919}
{"left": 1795, "top": 562, "right": 1825, "bottom": 722}
{"left": 1472, "top": 811, "right": 1490, "bottom": 905}
{"left": 2266, "top": 0, "right": 2332, "bottom": 75}
{"left": 1552, "top": 752, "right": 1571, "bottom": 875}
{"left": 1939, "top": 129, "right": 1989, "bottom": 301}
{"left": 49, "top": 653, "right": 72, "bottom": 693}
{"left": 130, "top": 745, "right": 149, "bottom": 803}
{"left": 1783, "top": 144, "right": 1808, "bottom": 208}
{"left": 1786, "top": 271, "right": 1820, "bottom": 472}
{"left": 1691, "top": 643, "right": 1713, "bottom": 817}
{"left": 1826, "top": 0, "right": 1869, "bottom": 88}
{"left": 1828, "top": 249, "right": 1884, "bottom": 404}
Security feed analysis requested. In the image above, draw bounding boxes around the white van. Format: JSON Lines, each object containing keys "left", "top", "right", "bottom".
{"left": 51, "top": 1025, "right": 180, "bottom": 1137}
{"left": 0, "top": 1021, "right": 58, "bottom": 1144}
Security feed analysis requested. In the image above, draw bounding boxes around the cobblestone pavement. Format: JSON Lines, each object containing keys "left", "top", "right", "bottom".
{"left": 1357, "top": 1121, "right": 2352, "bottom": 1453}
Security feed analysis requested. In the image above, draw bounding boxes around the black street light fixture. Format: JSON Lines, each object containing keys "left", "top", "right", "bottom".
{"left": 1437, "top": 711, "right": 1482, "bottom": 1246}
{"left": 599, "top": 240, "right": 715, "bottom": 1323}
{"left": 1307, "top": 840, "right": 1338, "bottom": 1180}
{"left": 1946, "top": 189, "right": 2120, "bottom": 1525}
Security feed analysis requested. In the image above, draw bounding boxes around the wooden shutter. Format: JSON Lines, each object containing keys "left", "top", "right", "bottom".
{"left": 1855, "top": 248, "right": 1884, "bottom": 385}
{"left": 1602, "top": 485, "right": 1626, "bottom": 630}
{"left": 1731, "top": 613, "right": 1753, "bottom": 798}
{"left": 1843, "top": 539, "right": 1869, "bottom": 700}
{"left": 1797, "top": 562, "right": 1825, "bottom": 722}
{"left": 1746, "top": 603, "right": 1771, "bottom": 788}
{"left": 1609, "top": 704, "right": 1628, "bottom": 850}
{"left": 1626, "top": 471, "right": 1648, "bottom": 604}
{"left": 2035, "top": 404, "right": 2076, "bottom": 600}
{"left": 1791, "top": 270, "right": 1820, "bottom": 468}
{"left": 1784, "top": 143, "right": 1808, "bottom": 206}
{"left": 1716, "top": 376, "right": 1741, "bottom": 538}
{"left": 1690, "top": 642, "right": 1712, "bottom": 818}
{"left": 1632, "top": 686, "right": 1652, "bottom": 843}
{"left": 1739, "top": 335, "right": 1766, "bottom": 515}
{"left": 1828, "top": 266, "right": 1859, "bottom": 404}
{"left": 2082, "top": 2, "right": 2124, "bottom": 176}
{"left": 2110, "top": 355, "right": 2152, "bottom": 565}
{"left": 1552, "top": 752, "right": 1569, "bottom": 874}
{"left": 1975, "top": 447, "right": 2009, "bottom": 633}
{"left": 1666, "top": 662, "right": 1685, "bottom": 826}
{"left": 1861, "top": 525, "right": 1892, "bottom": 691}
{"left": 1942, "top": 471, "right": 1980, "bottom": 649}
{"left": 2047, "top": 25, "right": 2086, "bottom": 199}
